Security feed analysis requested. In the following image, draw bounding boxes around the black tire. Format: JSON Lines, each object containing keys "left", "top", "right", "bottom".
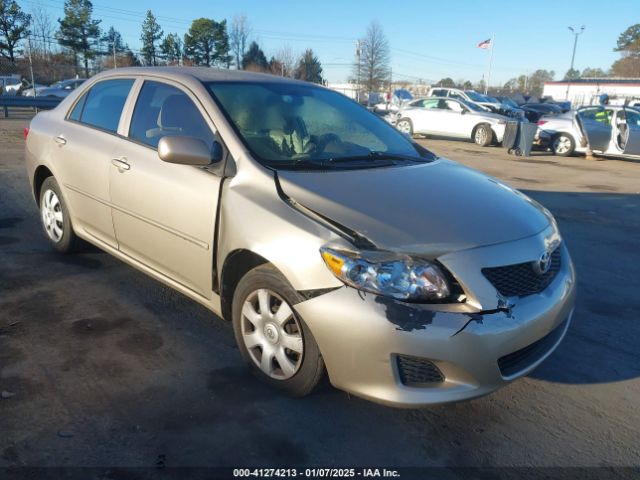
{"left": 473, "top": 123, "right": 493, "bottom": 146}
{"left": 232, "top": 264, "right": 325, "bottom": 397}
{"left": 396, "top": 118, "right": 414, "bottom": 137}
{"left": 551, "top": 133, "right": 575, "bottom": 157}
{"left": 39, "top": 176, "right": 80, "bottom": 253}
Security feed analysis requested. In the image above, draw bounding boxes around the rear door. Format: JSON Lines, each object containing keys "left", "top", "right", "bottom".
{"left": 577, "top": 106, "right": 614, "bottom": 152}
{"left": 50, "top": 78, "right": 135, "bottom": 248}
{"left": 109, "top": 78, "right": 224, "bottom": 297}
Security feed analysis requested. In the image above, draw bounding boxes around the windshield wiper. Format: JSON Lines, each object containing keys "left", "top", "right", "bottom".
{"left": 326, "top": 151, "right": 427, "bottom": 164}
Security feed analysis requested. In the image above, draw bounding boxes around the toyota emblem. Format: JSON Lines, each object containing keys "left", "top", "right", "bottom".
{"left": 534, "top": 250, "right": 552, "bottom": 275}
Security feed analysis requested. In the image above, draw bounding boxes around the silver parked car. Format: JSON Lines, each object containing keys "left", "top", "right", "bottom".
{"left": 36, "top": 78, "right": 86, "bottom": 98}
{"left": 25, "top": 68, "right": 575, "bottom": 407}
{"left": 396, "top": 97, "right": 509, "bottom": 146}
{"left": 538, "top": 105, "right": 640, "bottom": 158}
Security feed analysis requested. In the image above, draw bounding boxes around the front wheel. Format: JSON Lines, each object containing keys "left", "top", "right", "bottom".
{"left": 39, "top": 177, "right": 79, "bottom": 253}
{"left": 396, "top": 118, "right": 414, "bottom": 137}
{"left": 232, "top": 264, "right": 325, "bottom": 396}
{"left": 552, "top": 133, "right": 575, "bottom": 157}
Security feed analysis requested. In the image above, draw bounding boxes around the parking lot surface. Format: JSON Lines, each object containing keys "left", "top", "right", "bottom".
{"left": 1, "top": 118, "right": 639, "bottom": 470}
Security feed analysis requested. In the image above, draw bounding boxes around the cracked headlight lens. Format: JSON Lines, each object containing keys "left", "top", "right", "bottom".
{"left": 320, "top": 247, "right": 450, "bottom": 302}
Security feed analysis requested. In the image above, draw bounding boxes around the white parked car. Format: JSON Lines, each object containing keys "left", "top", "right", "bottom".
{"left": 396, "top": 97, "right": 509, "bottom": 146}
{"left": 537, "top": 105, "right": 640, "bottom": 158}
{"left": 0, "top": 75, "right": 21, "bottom": 95}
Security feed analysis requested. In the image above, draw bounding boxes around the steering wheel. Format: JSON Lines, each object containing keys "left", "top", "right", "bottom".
{"left": 303, "top": 133, "right": 340, "bottom": 155}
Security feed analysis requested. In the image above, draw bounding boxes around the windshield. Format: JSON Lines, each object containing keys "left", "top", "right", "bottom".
{"left": 465, "top": 91, "right": 488, "bottom": 102}
{"left": 206, "top": 81, "right": 433, "bottom": 169}
{"left": 500, "top": 98, "right": 519, "bottom": 108}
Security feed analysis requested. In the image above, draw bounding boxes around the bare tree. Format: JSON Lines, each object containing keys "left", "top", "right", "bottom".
{"left": 30, "top": 4, "right": 54, "bottom": 55}
{"left": 274, "top": 44, "right": 295, "bottom": 77}
{"left": 354, "top": 21, "right": 390, "bottom": 93}
{"left": 230, "top": 14, "right": 250, "bottom": 69}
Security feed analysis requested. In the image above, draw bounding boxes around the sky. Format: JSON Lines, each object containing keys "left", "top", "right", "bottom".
{"left": 24, "top": 0, "right": 636, "bottom": 86}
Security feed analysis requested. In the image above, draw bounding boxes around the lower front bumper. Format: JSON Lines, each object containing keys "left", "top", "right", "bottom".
{"left": 294, "top": 249, "right": 576, "bottom": 408}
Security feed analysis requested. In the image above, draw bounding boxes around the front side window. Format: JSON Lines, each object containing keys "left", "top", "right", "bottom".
{"left": 207, "top": 81, "right": 433, "bottom": 169}
{"left": 129, "top": 81, "right": 214, "bottom": 150}
{"left": 69, "top": 79, "right": 134, "bottom": 133}
{"left": 445, "top": 100, "right": 464, "bottom": 112}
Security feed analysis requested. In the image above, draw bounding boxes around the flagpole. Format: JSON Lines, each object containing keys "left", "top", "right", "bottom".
{"left": 485, "top": 34, "right": 494, "bottom": 95}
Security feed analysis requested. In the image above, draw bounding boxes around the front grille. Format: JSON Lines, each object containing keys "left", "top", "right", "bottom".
{"left": 498, "top": 318, "right": 568, "bottom": 377}
{"left": 396, "top": 355, "right": 444, "bottom": 386}
{"left": 482, "top": 247, "right": 561, "bottom": 297}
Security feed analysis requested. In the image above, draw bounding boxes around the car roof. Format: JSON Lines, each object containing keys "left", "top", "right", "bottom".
{"left": 93, "top": 66, "right": 312, "bottom": 86}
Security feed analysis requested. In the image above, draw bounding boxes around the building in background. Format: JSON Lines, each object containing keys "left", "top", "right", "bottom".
{"left": 543, "top": 78, "right": 640, "bottom": 106}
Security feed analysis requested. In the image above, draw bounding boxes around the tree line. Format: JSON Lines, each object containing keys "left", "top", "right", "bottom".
{"left": 1, "top": 0, "right": 639, "bottom": 93}
{"left": 0, "top": 0, "right": 324, "bottom": 84}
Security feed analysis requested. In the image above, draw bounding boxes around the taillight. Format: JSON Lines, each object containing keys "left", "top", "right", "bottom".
{"left": 537, "top": 120, "right": 547, "bottom": 126}
{"left": 23, "top": 126, "right": 30, "bottom": 140}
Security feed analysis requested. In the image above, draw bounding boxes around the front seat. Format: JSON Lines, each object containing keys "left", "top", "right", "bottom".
{"left": 146, "top": 94, "right": 210, "bottom": 146}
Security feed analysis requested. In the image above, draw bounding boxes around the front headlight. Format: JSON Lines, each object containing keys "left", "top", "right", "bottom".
{"left": 320, "top": 247, "right": 450, "bottom": 302}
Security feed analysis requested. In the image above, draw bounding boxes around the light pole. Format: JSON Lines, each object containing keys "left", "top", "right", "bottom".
{"left": 565, "top": 25, "right": 585, "bottom": 101}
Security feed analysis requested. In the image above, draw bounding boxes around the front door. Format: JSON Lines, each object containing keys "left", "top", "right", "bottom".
{"left": 109, "top": 79, "right": 223, "bottom": 297}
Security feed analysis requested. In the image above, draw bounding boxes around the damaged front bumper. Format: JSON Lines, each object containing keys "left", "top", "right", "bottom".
{"left": 294, "top": 240, "right": 576, "bottom": 408}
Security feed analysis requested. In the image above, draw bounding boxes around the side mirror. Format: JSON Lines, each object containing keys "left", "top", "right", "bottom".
{"left": 460, "top": 109, "right": 467, "bottom": 115}
{"left": 158, "top": 136, "right": 223, "bottom": 166}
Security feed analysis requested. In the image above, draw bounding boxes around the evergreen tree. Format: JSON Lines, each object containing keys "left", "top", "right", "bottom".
{"left": 0, "top": 0, "right": 31, "bottom": 63}
{"left": 101, "top": 26, "right": 126, "bottom": 55}
{"left": 56, "top": 0, "right": 101, "bottom": 77}
{"left": 161, "top": 32, "right": 182, "bottom": 64}
{"left": 140, "top": 10, "right": 163, "bottom": 66}
{"left": 241, "top": 41, "right": 267, "bottom": 70}
{"left": 294, "top": 49, "right": 323, "bottom": 84}
{"left": 183, "top": 18, "right": 229, "bottom": 67}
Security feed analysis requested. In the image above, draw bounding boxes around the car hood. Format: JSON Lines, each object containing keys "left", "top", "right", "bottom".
{"left": 277, "top": 159, "right": 550, "bottom": 256}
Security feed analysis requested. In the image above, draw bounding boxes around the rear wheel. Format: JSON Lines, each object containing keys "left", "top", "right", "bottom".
{"left": 39, "top": 177, "right": 79, "bottom": 253}
{"left": 232, "top": 264, "right": 325, "bottom": 396}
{"left": 473, "top": 124, "right": 493, "bottom": 146}
{"left": 552, "top": 133, "right": 575, "bottom": 157}
{"left": 396, "top": 118, "right": 413, "bottom": 137}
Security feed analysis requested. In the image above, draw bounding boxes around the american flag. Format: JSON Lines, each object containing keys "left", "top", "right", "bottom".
{"left": 477, "top": 38, "right": 492, "bottom": 49}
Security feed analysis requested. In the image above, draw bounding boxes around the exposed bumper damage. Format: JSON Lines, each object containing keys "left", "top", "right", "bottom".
{"left": 294, "top": 234, "right": 576, "bottom": 408}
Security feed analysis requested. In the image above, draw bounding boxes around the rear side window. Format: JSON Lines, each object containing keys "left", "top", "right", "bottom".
{"left": 129, "top": 81, "right": 214, "bottom": 150}
{"left": 70, "top": 79, "right": 134, "bottom": 133}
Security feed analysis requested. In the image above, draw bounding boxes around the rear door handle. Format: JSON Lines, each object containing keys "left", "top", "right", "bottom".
{"left": 111, "top": 157, "right": 130, "bottom": 171}
{"left": 55, "top": 135, "right": 66, "bottom": 145}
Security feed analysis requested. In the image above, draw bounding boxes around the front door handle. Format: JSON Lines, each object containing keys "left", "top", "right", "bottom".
{"left": 55, "top": 135, "right": 67, "bottom": 145}
{"left": 111, "top": 157, "right": 130, "bottom": 171}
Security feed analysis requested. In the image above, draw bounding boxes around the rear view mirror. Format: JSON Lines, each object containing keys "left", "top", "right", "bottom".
{"left": 158, "top": 136, "right": 223, "bottom": 166}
